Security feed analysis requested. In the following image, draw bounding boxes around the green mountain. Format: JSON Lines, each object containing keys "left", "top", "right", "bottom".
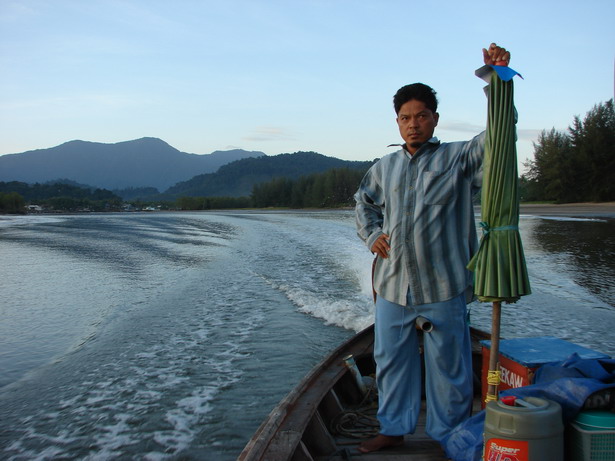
{"left": 163, "top": 151, "right": 373, "bottom": 198}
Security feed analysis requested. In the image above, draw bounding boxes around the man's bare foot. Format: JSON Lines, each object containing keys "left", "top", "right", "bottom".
{"left": 358, "top": 434, "right": 404, "bottom": 453}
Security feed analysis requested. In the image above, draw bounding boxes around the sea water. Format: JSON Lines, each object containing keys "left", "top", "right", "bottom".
{"left": 0, "top": 210, "right": 613, "bottom": 460}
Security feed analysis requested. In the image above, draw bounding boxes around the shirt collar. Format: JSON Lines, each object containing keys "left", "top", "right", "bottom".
{"left": 389, "top": 137, "right": 440, "bottom": 158}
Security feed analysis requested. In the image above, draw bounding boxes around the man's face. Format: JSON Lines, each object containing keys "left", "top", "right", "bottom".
{"left": 396, "top": 99, "right": 439, "bottom": 155}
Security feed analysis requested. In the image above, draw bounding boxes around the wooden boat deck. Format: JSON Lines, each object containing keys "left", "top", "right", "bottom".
{"left": 238, "top": 325, "right": 490, "bottom": 461}
{"left": 315, "top": 398, "right": 484, "bottom": 460}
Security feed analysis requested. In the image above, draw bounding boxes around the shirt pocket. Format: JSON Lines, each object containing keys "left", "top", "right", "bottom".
{"left": 422, "top": 170, "right": 455, "bottom": 205}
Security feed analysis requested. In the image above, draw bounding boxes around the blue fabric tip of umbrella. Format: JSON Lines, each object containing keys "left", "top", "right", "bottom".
{"left": 489, "top": 65, "right": 523, "bottom": 81}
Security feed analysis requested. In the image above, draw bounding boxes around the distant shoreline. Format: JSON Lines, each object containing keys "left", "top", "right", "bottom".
{"left": 3, "top": 202, "right": 615, "bottom": 219}
{"left": 514, "top": 202, "right": 615, "bottom": 219}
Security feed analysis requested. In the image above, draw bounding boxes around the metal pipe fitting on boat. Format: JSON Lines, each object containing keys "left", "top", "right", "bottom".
{"left": 342, "top": 354, "right": 368, "bottom": 397}
{"left": 416, "top": 316, "right": 433, "bottom": 333}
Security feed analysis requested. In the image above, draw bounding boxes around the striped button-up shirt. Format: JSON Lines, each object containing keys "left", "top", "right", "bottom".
{"left": 355, "top": 133, "right": 485, "bottom": 306}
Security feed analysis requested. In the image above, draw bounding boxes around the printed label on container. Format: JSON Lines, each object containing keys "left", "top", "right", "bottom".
{"left": 484, "top": 438, "right": 528, "bottom": 461}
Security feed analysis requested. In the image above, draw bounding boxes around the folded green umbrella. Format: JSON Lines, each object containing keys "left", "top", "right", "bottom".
{"left": 468, "top": 66, "right": 531, "bottom": 402}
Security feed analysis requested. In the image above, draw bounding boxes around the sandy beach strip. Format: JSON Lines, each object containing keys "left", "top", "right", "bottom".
{"left": 489, "top": 202, "right": 615, "bottom": 219}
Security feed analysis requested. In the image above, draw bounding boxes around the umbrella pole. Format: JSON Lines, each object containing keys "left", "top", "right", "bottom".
{"left": 486, "top": 301, "right": 502, "bottom": 402}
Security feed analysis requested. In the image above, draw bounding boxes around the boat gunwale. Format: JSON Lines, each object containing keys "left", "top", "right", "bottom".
{"left": 237, "top": 324, "right": 375, "bottom": 460}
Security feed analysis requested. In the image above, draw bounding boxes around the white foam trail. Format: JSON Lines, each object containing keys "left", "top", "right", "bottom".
{"left": 0, "top": 215, "right": 67, "bottom": 228}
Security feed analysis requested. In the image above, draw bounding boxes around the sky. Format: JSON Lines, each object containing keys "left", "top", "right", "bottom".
{"left": 1, "top": 0, "right": 614, "bottom": 173}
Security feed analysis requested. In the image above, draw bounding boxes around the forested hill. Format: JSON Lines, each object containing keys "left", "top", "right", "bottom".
{"left": 163, "top": 151, "right": 374, "bottom": 198}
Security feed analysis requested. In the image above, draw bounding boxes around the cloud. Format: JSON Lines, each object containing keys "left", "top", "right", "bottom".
{"left": 0, "top": 92, "right": 143, "bottom": 113}
{"left": 438, "top": 121, "right": 484, "bottom": 133}
{"left": 516, "top": 128, "right": 543, "bottom": 142}
{"left": 439, "top": 121, "right": 543, "bottom": 143}
{"left": 242, "top": 126, "right": 296, "bottom": 142}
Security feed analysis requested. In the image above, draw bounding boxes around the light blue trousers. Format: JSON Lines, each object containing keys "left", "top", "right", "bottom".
{"left": 374, "top": 292, "right": 473, "bottom": 442}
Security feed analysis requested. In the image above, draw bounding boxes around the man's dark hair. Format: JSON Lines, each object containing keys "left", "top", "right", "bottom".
{"left": 393, "top": 83, "right": 438, "bottom": 114}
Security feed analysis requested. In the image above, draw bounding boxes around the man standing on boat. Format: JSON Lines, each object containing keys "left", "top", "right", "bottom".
{"left": 354, "top": 43, "right": 511, "bottom": 453}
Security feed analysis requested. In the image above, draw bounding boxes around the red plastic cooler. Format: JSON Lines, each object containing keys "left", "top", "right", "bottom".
{"left": 480, "top": 336, "right": 610, "bottom": 407}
